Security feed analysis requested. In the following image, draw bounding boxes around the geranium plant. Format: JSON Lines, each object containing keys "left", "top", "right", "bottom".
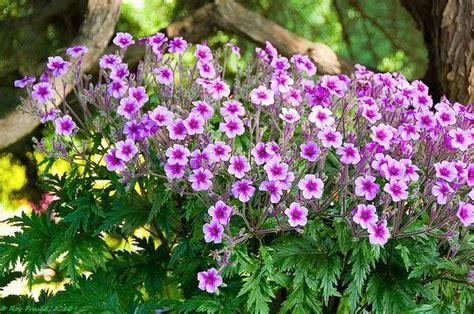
{"left": 2, "top": 32, "right": 473, "bottom": 312}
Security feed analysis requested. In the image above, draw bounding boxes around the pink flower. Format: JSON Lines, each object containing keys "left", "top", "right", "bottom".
{"left": 47, "top": 56, "right": 70, "bottom": 77}
{"left": 166, "top": 144, "right": 190, "bottom": 165}
{"left": 129, "top": 86, "right": 149, "bottom": 106}
{"left": 353, "top": 204, "right": 378, "bottom": 229}
{"left": 168, "top": 37, "right": 187, "bottom": 54}
{"left": 66, "top": 45, "right": 88, "bottom": 58}
{"left": 270, "top": 56, "right": 290, "bottom": 72}
{"left": 383, "top": 179, "right": 408, "bottom": 202}
{"left": 380, "top": 158, "right": 406, "bottom": 180}
{"left": 320, "top": 75, "right": 348, "bottom": 98}
{"left": 150, "top": 106, "right": 174, "bottom": 127}
{"left": 279, "top": 171, "right": 295, "bottom": 190}
{"left": 283, "top": 88, "right": 302, "bottom": 107}
{"left": 431, "top": 181, "right": 453, "bottom": 205}
{"left": 416, "top": 111, "right": 436, "bottom": 129}
{"left": 195, "top": 44, "right": 213, "bottom": 62}
{"left": 435, "top": 108, "right": 456, "bottom": 127}
{"left": 221, "top": 100, "right": 245, "bottom": 118}
{"left": 434, "top": 161, "right": 458, "bottom": 182}
{"left": 231, "top": 179, "right": 255, "bottom": 202}
{"left": 308, "top": 106, "right": 335, "bottom": 129}
{"left": 467, "top": 164, "right": 474, "bottom": 186}
{"left": 104, "top": 148, "right": 125, "bottom": 172}
{"left": 368, "top": 220, "right": 390, "bottom": 246}
{"left": 251, "top": 142, "right": 271, "bottom": 165}
{"left": 32, "top": 82, "right": 53, "bottom": 104}
{"left": 110, "top": 63, "right": 130, "bottom": 80}
{"left": 400, "top": 159, "right": 419, "bottom": 182}
{"left": 336, "top": 143, "right": 361, "bottom": 165}
{"left": 317, "top": 127, "right": 343, "bottom": 148}
{"left": 271, "top": 73, "right": 293, "bottom": 93}
{"left": 107, "top": 79, "right": 128, "bottom": 99}
{"left": 183, "top": 113, "right": 205, "bottom": 135}
{"left": 449, "top": 128, "right": 471, "bottom": 151}
{"left": 167, "top": 118, "right": 188, "bottom": 140}
{"left": 123, "top": 120, "right": 143, "bottom": 140}
{"left": 115, "top": 139, "right": 138, "bottom": 162}
{"left": 188, "top": 167, "right": 213, "bottom": 191}
{"left": 354, "top": 175, "right": 379, "bottom": 201}
{"left": 197, "top": 268, "right": 223, "bottom": 293}
{"left": 265, "top": 142, "right": 280, "bottom": 156}
{"left": 279, "top": 108, "right": 300, "bottom": 123}
{"left": 206, "top": 141, "right": 232, "bottom": 163}
{"left": 300, "top": 141, "right": 320, "bottom": 162}
{"left": 190, "top": 149, "right": 210, "bottom": 169}
{"left": 99, "top": 54, "right": 122, "bottom": 69}
{"left": 164, "top": 162, "right": 186, "bottom": 179}
{"left": 155, "top": 67, "right": 174, "bottom": 85}
{"left": 371, "top": 124, "right": 394, "bottom": 150}
{"left": 113, "top": 32, "right": 135, "bottom": 49}
{"left": 250, "top": 86, "right": 274, "bottom": 106}
{"left": 197, "top": 61, "right": 216, "bottom": 79}
{"left": 457, "top": 202, "right": 474, "bottom": 227}
{"left": 208, "top": 201, "right": 232, "bottom": 225}
{"left": 203, "top": 219, "right": 224, "bottom": 244}
{"left": 192, "top": 101, "right": 214, "bottom": 120}
{"left": 264, "top": 157, "right": 288, "bottom": 181}
{"left": 228, "top": 155, "right": 251, "bottom": 179}
{"left": 14, "top": 75, "right": 35, "bottom": 88}
{"left": 54, "top": 115, "right": 76, "bottom": 136}
{"left": 206, "top": 79, "right": 230, "bottom": 100}
{"left": 361, "top": 105, "right": 381, "bottom": 124}
{"left": 298, "top": 174, "right": 324, "bottom": 200}
{"left": 117, "top": 97, "right": 139, "bottom": 119}
{"left": 148, "top": 32, "right": 168, "bottom": 47}
{"left": 259, "top": 180, "right": 283, "bottom": 203}
{"left": 40, "top": 109, "right": 61, "bottom": 124}
{"left": 285, "top": 202, "right": 308, "bottom": 227}
{"left": 371, "top": 153, "right": 389, "bottom": 171}
{"left": 219, "top": 116, "right": 245, "bottom": 138}
{"left": 399, "top": 123, "right": 420, "bottom": 141}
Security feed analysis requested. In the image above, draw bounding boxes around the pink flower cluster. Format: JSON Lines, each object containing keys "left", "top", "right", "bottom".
{"left": 19, "top": 33, "right": 474, "bottom": 294}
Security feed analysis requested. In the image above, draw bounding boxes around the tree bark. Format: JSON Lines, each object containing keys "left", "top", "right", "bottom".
{"left": 401, "top": 0, "right": 473, "bottom": 104}
{"left": 0, "top": 0, "right": 122, "bottom": 150}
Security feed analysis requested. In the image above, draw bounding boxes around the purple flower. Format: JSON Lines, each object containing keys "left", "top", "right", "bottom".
{"left": 166, "top": 144, "right": 190, "bottom": 165}
{"left": 195, "top": 44, "right": 213, "bottom": 62}
{"left": 371, "top": 153, "right": 389, "bottom": 171}
{"left": 188, "top": 167, "right": 213, "bottom": 191}
{"left": 399, "top": 123, "right": 420, "bottom": 141}
{"left": 271, "top": 73, "right": 294, "bottom": 93}
{"left": 320, "top": 75, "right": 348, "bottom": 98}
{"left": 250, "top": 86, "right": 274, "bottom": 106}
{"left": 203, "top": 219, "right": 224, "bottom": 243}
{"left": 336, "top": 143, "right": 361, "bottom": 165}
{"left": 54, "top": 115, "right": 76, "bottom": 136}
{"left": 129, "top": 86, "right": 149, "bottom": 106}
{"left": 383, "top": 179, "right": 408, "bottom": 202}
{"left": 400, "top": 159, "right": 419, "bottom": 182}
{"left": 167, "top": 118, "right": 188, "bottom": 140}
{"left": 155, "top": 66, "right": 174, "bottom": 86}
{"left": 270, "top": 56, "right": 290, "bottom": 72}
{"left": 32, "top": 82, "right": 53, "bottom": 104}
{"left": 226, "top": 42, "right": 241, "bottom": 58}
{"left": 14, "top": 75, "right": 35, "bottom": 88}
{"left": 104, "top": 148, "right": 125, "bottom": 171}
{"left": 115, "top": 139, "right": 138, "bottom": 162}
{"left": 449, "top": 128, "right": 471, "bottom": 151}
{"left": 368, "top": 220, "right": 390, "bottom": 246}
{"left": 192, "top": 101, "right": 214, "bottom": 120}
{"left": 353, "top": 204, "right": 378, "bottom": 229}
{"left": 300, "top": 141, "right": 320, "bottom": 162}
{"left": 219, "top": 116, "right": 245, "bottom": 138}
{"left": 47, "top": 56, "right": 71, "bottom": 77}
{"left": 285, "top": 202, "right": 308, "bottom": 227}
{"left": 66, "top": 45, "right": 88, "bottom": 58}
{"left": 99, "top": 54, "right": 122, "bottom": 69}
{"left": 456, "top": 202, "right": 473, "bottom": 227}
{"left": 279, "top": 108, "right": 300, "bottom": 124}
{"left": 416, "top": 111, "right": 436, "bottom": 129}
{"left": 168, "top": 37, "right": 187, "bottom": 54}
{"left": 107, "top": 79, "right": 128, "bottom": 99}
{"left": 361, "top": 104, "right": 381, "bottom": 124}
{"left": 308, "top": 106, "right": 335, "bottom": 129}
{"left": 197, "top": 268, "right": 223, "bottom": 293}
{"left": 40, "top": 108, "right": 61, "bottom": 124}
{"left": 228, "top": 155, "right": 251, "bottom": 179}
{"left": 164, "top": 162, "right": 186, "bottom": 179}
{"left": 206, "top": 79, "right": 230, "bottom": 100}
{"left": 354, "top": 175, "right": 379, "bottom": 201}
{"left": 283, "top": 88, "right": 302, "bottom": 107}
{"left": 431, "top": 181, "right": 454, "bottom": 205}
{"left": 435, "top": 108, "right": 456, "bottom": 127}
{"left": 264, "top": 157, "right": 288, "bottom": 181}
{"left": 317, "top": 127, "right": 343, "bottom": 148}
{"left": 183, "top": 113, "right": 205, "bottom": 135}
{"left": 150, "top": 106, "right": 174, "bottom": 127}
{"left": 434, "top": 161, "right": 458, "bottom": 182}
{"left": 221, "top": 100, "right": 245, "bottom": 118}
{"left": 117, "top": 97, "right": 139, "bottom": 119}
{"left": 110, "top": 63, "right": 130, "bottom": 81}
{"left": 148, "top": 32, "right": 168, "bottom": 47}
{"left": 298, "top": 174, "right": 324, "bottom": 200}
{"left": 251, "top": 142, "right": 271, "bottom": 165}
{"left": 190, "top": 149, "right": 210, "bottom": 169}
{"left": 259, "top": 180, "right": 283, "bottom": 203}
{"left": 279, "top": 171, "right": 295, "bottom": 190}
{"left": 123, "top": 120, "right": 143, "bottom": 140}
{"left": 206, "top": 141, "right": 232, "bottom": 164}
{"left": 197, "top": 61, "right": 216, "bottom": 79}
{"left": 231, "top": 179, "right": 255, "bottom": 202}
{"left": 380, "top": 158, "right": 406, "bottom": 180}
{"left": 113, "top": 32, "right": 135, "bottom": 49}
{"left": 208, "top": 201, "right": 232, "bottom": 225}
{"left": 291, "top": 54, "right": 316, "bottom": 76}
{"left": 467, "top": 164, "right": 474, "bottom": 187}
{"left": 371, "top": 124, "right": 394, "bottom": 150}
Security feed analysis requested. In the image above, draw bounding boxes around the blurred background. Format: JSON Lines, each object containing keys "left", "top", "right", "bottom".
{"left": 0, "top": 0, "right": 471, "bottom": 278}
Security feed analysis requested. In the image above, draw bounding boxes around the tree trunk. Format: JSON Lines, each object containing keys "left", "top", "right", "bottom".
{"left": 402, "top": 0, "right": 473, "bottom": 104}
